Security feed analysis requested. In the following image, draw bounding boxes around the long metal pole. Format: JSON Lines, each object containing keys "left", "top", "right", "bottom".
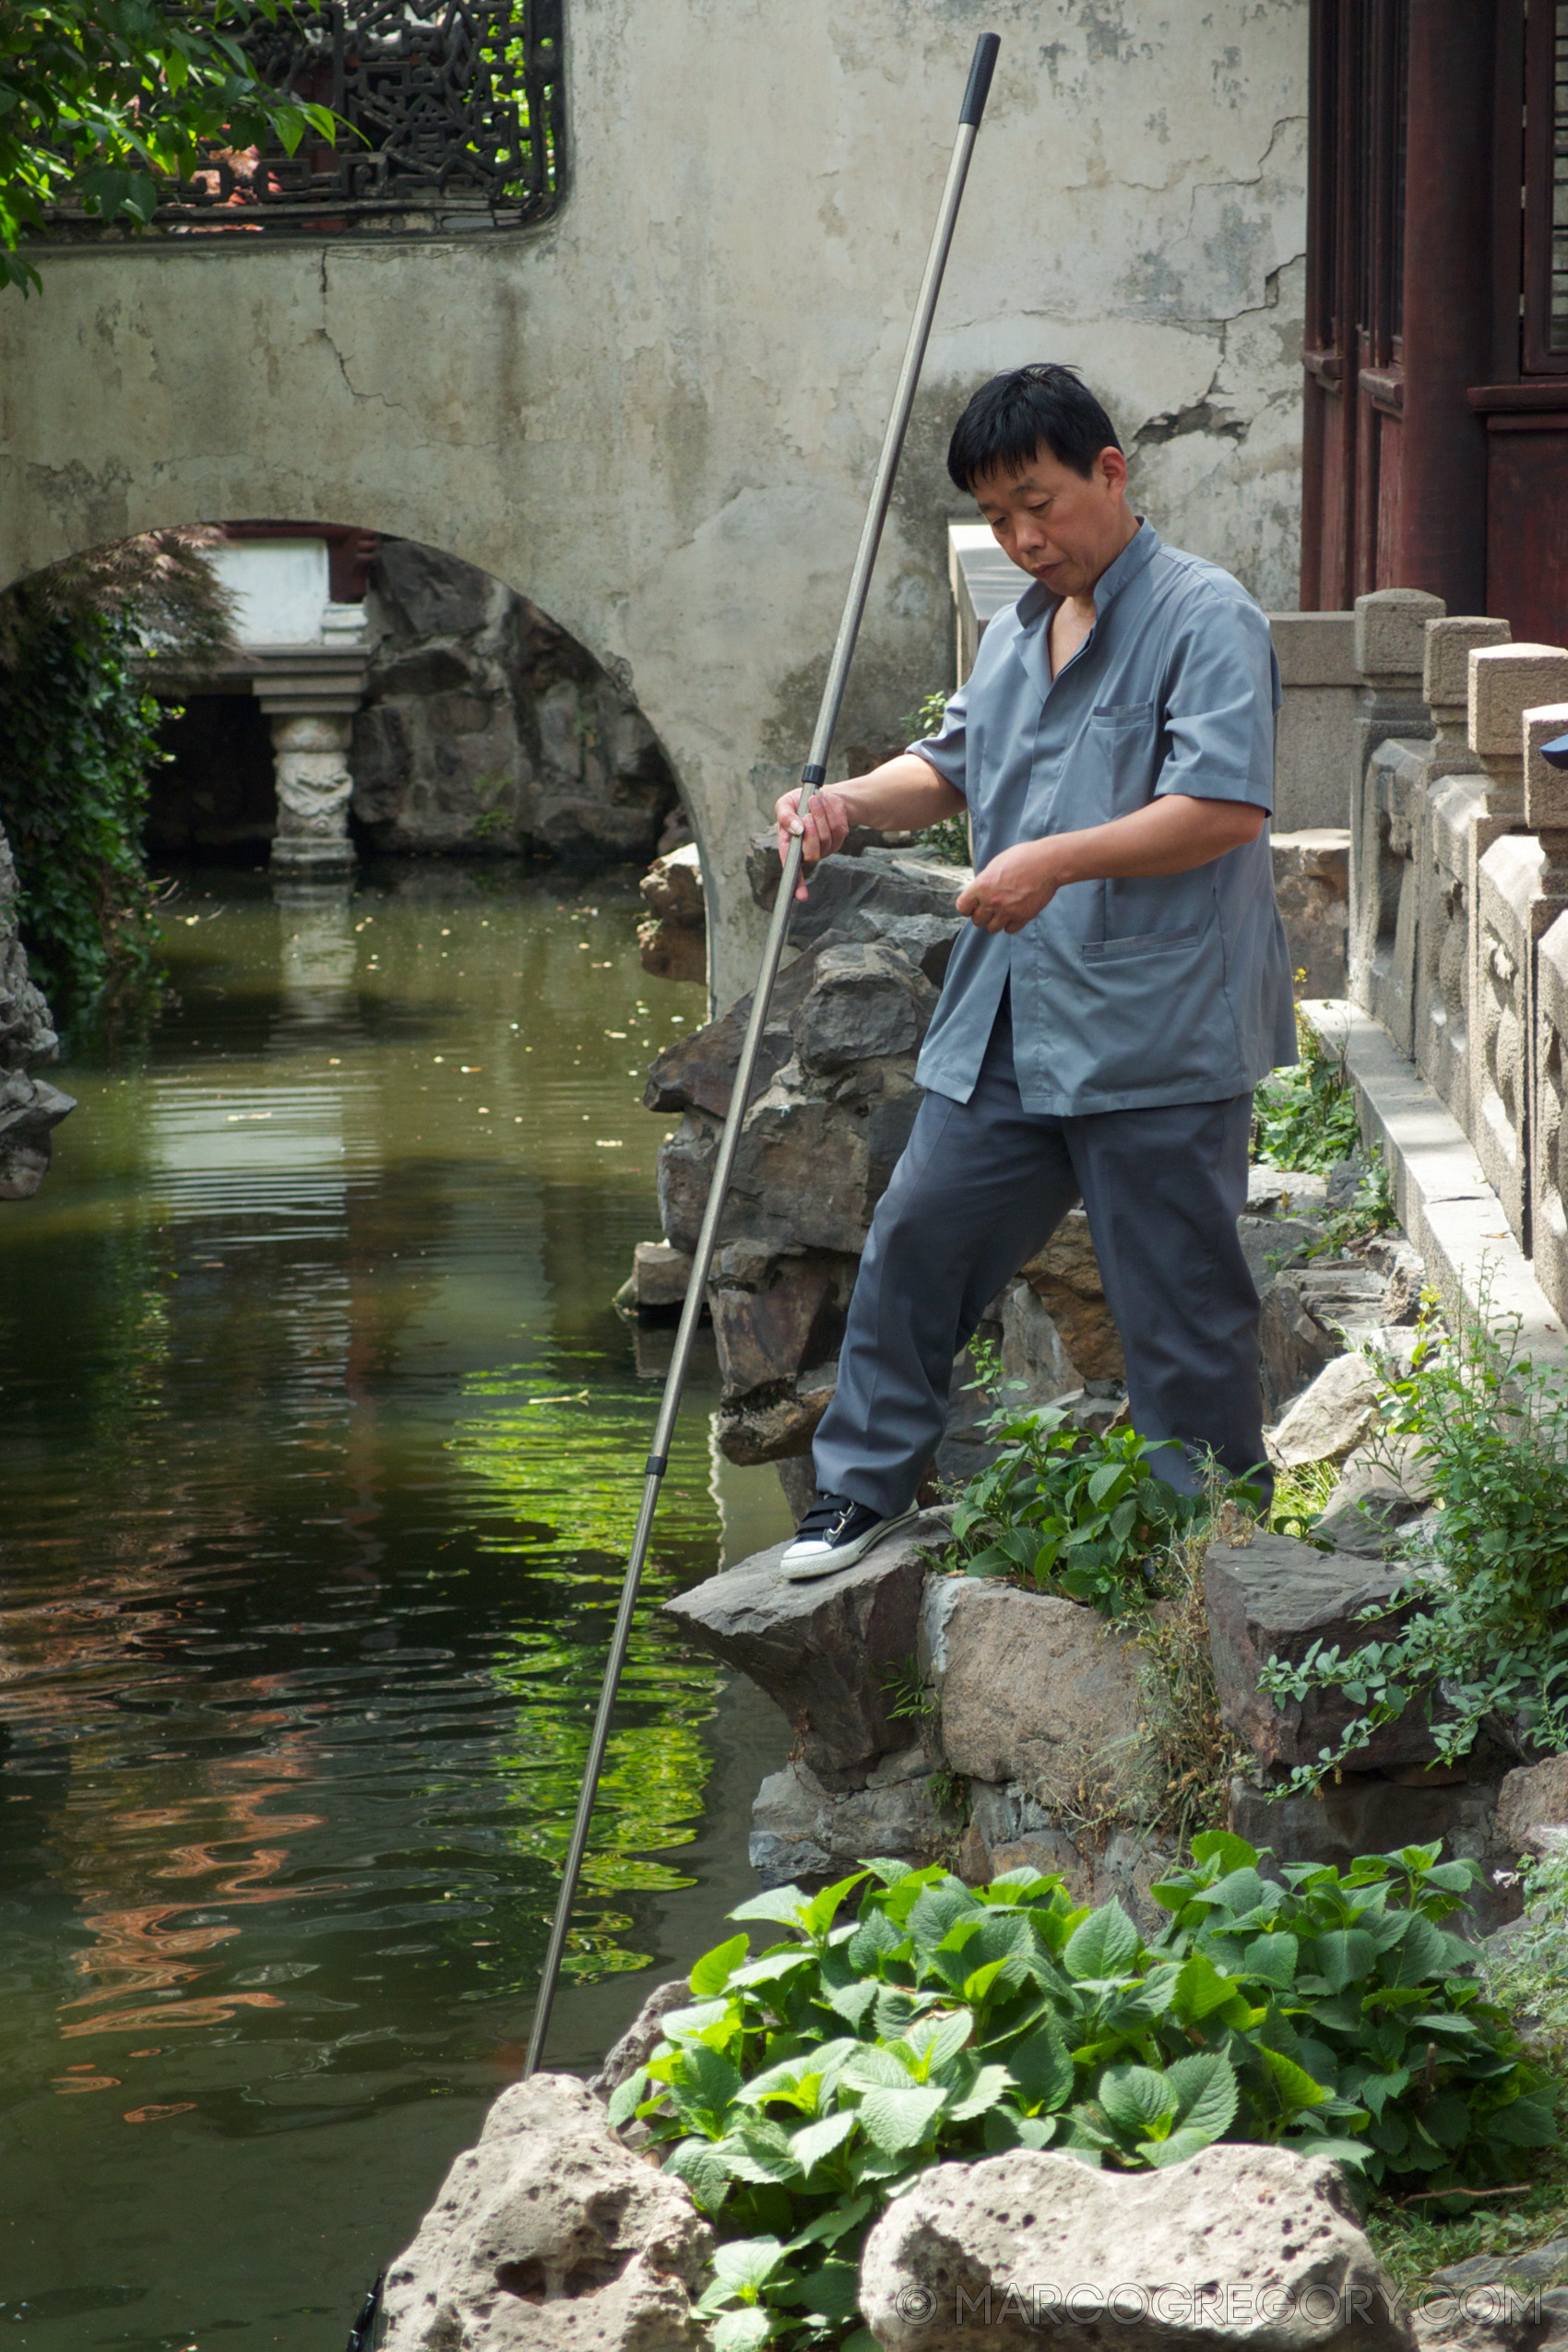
{"left": 524, "top": 30, "right": 1001, "bottom": 2079}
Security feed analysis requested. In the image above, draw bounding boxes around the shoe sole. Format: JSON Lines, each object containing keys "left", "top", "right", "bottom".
{"left": 778, "top": 1508, "right": 920, "bottom": 1584}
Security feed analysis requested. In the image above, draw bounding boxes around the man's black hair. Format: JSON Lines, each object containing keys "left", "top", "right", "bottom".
{"left": 946, "top": 363, "right": 1122, "bottom": 492}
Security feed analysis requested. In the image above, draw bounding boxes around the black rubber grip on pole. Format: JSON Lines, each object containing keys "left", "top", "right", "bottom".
{"left": 959, "top": 32, "right": 1000, "bottom": 125}
{"left": 644, "top": 1454, "right": 668, "bottom": 1479}
{"left": 800, "top": 762, "right": 826, "bottom": 787}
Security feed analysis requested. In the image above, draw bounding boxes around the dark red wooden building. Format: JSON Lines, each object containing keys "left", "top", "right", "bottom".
{"left": 1302, "top": 0, "right": 1568, "bottom": 639}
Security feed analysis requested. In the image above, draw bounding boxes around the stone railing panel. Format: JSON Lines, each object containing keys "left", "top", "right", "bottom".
{"left": 1468, "top": 644, "right": 1568, "bottom": 812}
{"left": 1423, "top": 614, "right": 1510, "bottom": 777}
{"left": 1532, "top": 910, "right": 1568, "bottom": 1322}
{"left": 1472, "top": 831, "right": 1568, "bottom": 1246}
{"left": 1348, "top": 736, "right": 1426, "bottom": 1056}
{"left": 1414, "top": 772, "right": 1487, "bottom": 1122}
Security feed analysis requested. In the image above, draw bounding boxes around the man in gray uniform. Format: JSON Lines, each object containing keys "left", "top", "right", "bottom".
{"left": 778, "top": 363, "right": 1295, "bottom": 1575}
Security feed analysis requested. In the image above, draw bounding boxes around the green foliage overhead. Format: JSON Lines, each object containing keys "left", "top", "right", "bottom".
{"left": 614, "top": 1837, "right": 1551, "bottom": 2351}
{"left": 1260, "top": 1308, "right": 1568, "bottom": 1787}
{"left": 0, "top": 605, "right": 166, "bottom": 1035}
{"left": 0, "top": 0, "right": 336, "bottom": 293}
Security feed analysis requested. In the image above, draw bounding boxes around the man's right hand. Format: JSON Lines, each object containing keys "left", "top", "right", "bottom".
{"left": 775, "top": 785, "right": 854, "bottom": 902}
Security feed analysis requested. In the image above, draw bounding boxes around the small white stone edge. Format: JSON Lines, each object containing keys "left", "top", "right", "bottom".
{"left": 1297, "top": 996, "right": 1568, "bottom": 1376}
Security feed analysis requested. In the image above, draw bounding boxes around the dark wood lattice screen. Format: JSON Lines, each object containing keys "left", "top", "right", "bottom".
{"left": 101, "top": 0, "right": 562, "bottom": 240}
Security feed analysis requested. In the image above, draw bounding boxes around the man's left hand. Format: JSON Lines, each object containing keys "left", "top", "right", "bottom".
{"left": 956, "top": 841, "right": 1060, "bottom": 934}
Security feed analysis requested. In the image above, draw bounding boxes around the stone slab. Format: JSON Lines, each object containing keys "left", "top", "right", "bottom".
{"left": 1301, "top": 1000, "right": 1568, "bottom": 1376}
{"left": 662, "top": 1513, "right": 947, "bottom": 1779}
{"left": 1205, "top": 1531, "right": 1441, "bottom": 1771}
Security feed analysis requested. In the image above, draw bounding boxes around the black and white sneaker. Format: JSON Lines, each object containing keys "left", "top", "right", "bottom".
{"left": 779, "top": 1491, "right": 917, "bottom": 1582}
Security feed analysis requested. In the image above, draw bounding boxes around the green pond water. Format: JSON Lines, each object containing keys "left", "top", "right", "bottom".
{"left": 0, "top": 865, "right": 792, "bottom": 2349}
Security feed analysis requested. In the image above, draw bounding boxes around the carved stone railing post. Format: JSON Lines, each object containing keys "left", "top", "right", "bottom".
{"left": 1413, "top": 618, "right": 1512, "bottom": 1116}
{"left": 1525, "top": 708, "right": 1568, "bottom": 1313}
{"left": 1348, "top": 589, "right": 1443, "bottom": 1052}
{"left": 1468, "top": 647, "right": 1568, "bottom": 1246}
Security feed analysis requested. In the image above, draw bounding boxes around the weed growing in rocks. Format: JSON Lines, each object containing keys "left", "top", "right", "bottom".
{"left": 1253, "top": 1003, "right": 1364, "bottom": 1173}
{"left": 942, "top": 1384, "right": 1212, "bottom": 1615}
{"left": 1259, "top": 1308, "right": 1568, "bottom": 1788}
{"left": 1136, "top": 1522, "right": 1248, "bottom": 1841}
{"left": 613, "top": 1838, "right": 1552, "bottom": 2352}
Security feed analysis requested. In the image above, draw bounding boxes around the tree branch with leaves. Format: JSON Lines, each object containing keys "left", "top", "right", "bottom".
{"left": 0, "top": 0, "right": 337, "bottom": 292}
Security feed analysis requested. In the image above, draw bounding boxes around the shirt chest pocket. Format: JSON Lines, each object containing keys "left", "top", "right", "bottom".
{"left": 1086, "top": 702, "right": 1159, "bottom": 818}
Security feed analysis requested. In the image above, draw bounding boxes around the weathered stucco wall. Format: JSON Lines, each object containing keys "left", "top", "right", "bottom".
{"left": 0, "top": 0, "right": 1306, "bottom": 1003}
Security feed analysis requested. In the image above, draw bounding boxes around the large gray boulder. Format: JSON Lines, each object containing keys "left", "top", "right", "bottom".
{"left": 746, "top": 832, "right": 968, "bottom": 936}
{"left": 1313, "top": 1439, "right": 1436, "bottom": 1556}
{"left": 1205, "top": 1533, "right": 1441, "bottom": 1772}
{"left": 663, "top": 1515, "right": 947, "bottom": 1780}
{"left": 859, "top": 2142, "right": 1413, "bottom": 2352}
{"left": 925, "top": 1576, "right": 1159, "bottom": 1818}
{"left": 379, "top": 2073, "right": 711, "bottom": 2350}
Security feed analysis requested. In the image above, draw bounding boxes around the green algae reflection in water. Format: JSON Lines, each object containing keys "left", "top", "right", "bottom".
{"left": 455, "top": 1350, "right": 727, "bottom": 1978}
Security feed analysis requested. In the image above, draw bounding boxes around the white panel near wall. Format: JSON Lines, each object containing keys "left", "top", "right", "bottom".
{"left": 208, "top": 540, "right": 329, "bottom": 647}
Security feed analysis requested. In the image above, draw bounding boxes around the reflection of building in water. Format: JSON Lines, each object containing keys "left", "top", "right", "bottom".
{"left": 273, "top": 879, "right": 359, "bottom": 1028}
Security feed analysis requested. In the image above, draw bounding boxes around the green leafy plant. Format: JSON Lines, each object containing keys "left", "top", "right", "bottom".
{"left": 0, "top": 0, "right": 337, "bottom": 294}
{"left": 1307, "top": 1152, "right": 1397, "bottom": 1260}
{"left": 1258, "top": 1308, "right": 1568, "bottom": 1788}
{"left": 1253, "top": 1003, "right": 1364, "bottom": 1175}
{"left": 614, "top": 1837, "right": 1552, "bottom": 2350}
{"left": 942, "top": 1383, "right": 1209, "bottom": 1617}
{"left": 898, "top": 687, "right": 971, "bottom": 866}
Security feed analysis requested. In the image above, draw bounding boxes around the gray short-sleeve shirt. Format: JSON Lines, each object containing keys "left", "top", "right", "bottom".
{"left": 910, "top": 519, "right": 1297, "bottom": 1117}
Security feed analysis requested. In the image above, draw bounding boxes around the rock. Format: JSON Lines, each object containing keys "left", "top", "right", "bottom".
{"left": 1258, "top": 1271, "right": 1343, "bottom": 1420}
{"left": 1431, "top": 2245, "right": 1568, "bottom": 2294}
{"left": 707, "top": 1253, "right": 847, "bottom": 1402}
{"left": 750, "top": 1746, "right": 956, "bottom": 1883}
{"left": 585, "top": 1978, "right": 691, "bottom": 2100}
{"left": 626, "top": 1240, "right": 692, "bottom": 1310}
{"left": 1017, "top": 1208, "right": 1124, "bottom": 1383}
{"left": 379, "top": 2073, "right": 711, "bottom": 2351}
{"left": 663, "top": 1515, "right": 946, "bottom": 1779}
{"left": 1249, "top": 1165, "right": 1331, "bottom": 1217}
{"left": 1414, "top": 2287, "right": 1568, "bottom": 2352}
{"left": 637, "top": 845, "right": 707, "bottom": 981}
{"left": 1496, "top": 1752, "right": 1568, "bottom": 1859}
{"left": 932, "top": 1579, "right": 1159, "bottom": 1818}
{"left": 639, "top": 840, "right": 704, "bottom": 924}
{"left": 1206, "top": 1533, "right": 1442, "bottom": 1772}
{"left": 715, "top": 1362, "right": 837, "bottom": 1465}
{"left": 1238, "top": 1214, "right": 1322, "bottom": 1287}
{"left": 1326, "top": 1154, "right": 1369, "bottom": 1209}
{"left": 643, "top": 944, "right": 825, "bottom": 1118}
{"left": 637, "top": 913, "right": 706, "bottom": 984}
{"left": 859, "top": 2142, "right": 1412, "bottom": 2352}
{"left": 1270, "top": 1351, "right": 1386, "bottom": 1467}
{"left": 789, "top": 941, "right": 936, "bottom": 1075}
{"left": 1227, "top": 1773, "right": 1516, "bottom": 1930}
{"left": 1313, "top": 1439, "right": 1436, "bottom": 1555}
{"left": 1272, "top": 830, "right": 1350, "bottom": 1000}
{"left": 746, "top": 833, "right": 968, "bottom": 936}
{"left": 353, "top": 540, "right": 679, "bottom": 863}
{"left": 998, "top": 1277, "right": 1083, "bottom": 1410}
{"left": 0, "top": 816, "right": 74, "bottom": 1198}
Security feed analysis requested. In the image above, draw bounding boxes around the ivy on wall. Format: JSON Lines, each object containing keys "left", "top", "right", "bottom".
{"left": 0, "top": 603, "right": 167, "bottom": 1039}
{"left": 0, "top": 529, "right": 235, "bottom": 1042}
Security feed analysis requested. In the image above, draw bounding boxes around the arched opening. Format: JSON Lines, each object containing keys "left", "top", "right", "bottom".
{"left": 146, "top": 525, "right": 689, "bottom": 874}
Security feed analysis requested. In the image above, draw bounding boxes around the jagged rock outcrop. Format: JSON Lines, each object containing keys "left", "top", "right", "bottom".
{"left": 379, "top": 2073, "right": 711, "bottom": 2351}
{"left": 0, "top": 816, "right": 74, "bottom": 1198}
{"left": 638, "top": 840, "right": 706, "bottom": 982}
{"left": 350, "top": 538, "right": 681, "bottom": 864}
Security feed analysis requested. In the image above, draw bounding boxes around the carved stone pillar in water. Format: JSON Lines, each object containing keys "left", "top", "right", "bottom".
{"left": 268, "top": 712, "right": 356, "bottom": 877}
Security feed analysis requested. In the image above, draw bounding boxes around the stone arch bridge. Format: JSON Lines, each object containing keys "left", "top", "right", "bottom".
{"left": 0, "top": 0, "right": 1307, "bottom": 1004}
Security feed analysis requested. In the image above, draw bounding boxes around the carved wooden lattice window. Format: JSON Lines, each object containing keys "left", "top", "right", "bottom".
{"left": 77, "top": 0, "right": 563, "bottom": 241}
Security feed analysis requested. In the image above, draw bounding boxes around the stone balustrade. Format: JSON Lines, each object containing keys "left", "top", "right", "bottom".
{"left": 1343, "top": 590, "right": 1568, "bottom": 1313}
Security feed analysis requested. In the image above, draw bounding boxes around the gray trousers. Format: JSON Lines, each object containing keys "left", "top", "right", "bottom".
{"left": 812, "top": 990, "right": 1265, "bottom": 1515}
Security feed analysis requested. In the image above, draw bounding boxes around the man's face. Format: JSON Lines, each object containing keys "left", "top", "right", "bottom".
{"left": 970, "top": 441, "right": 1134, "bottom": 600}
